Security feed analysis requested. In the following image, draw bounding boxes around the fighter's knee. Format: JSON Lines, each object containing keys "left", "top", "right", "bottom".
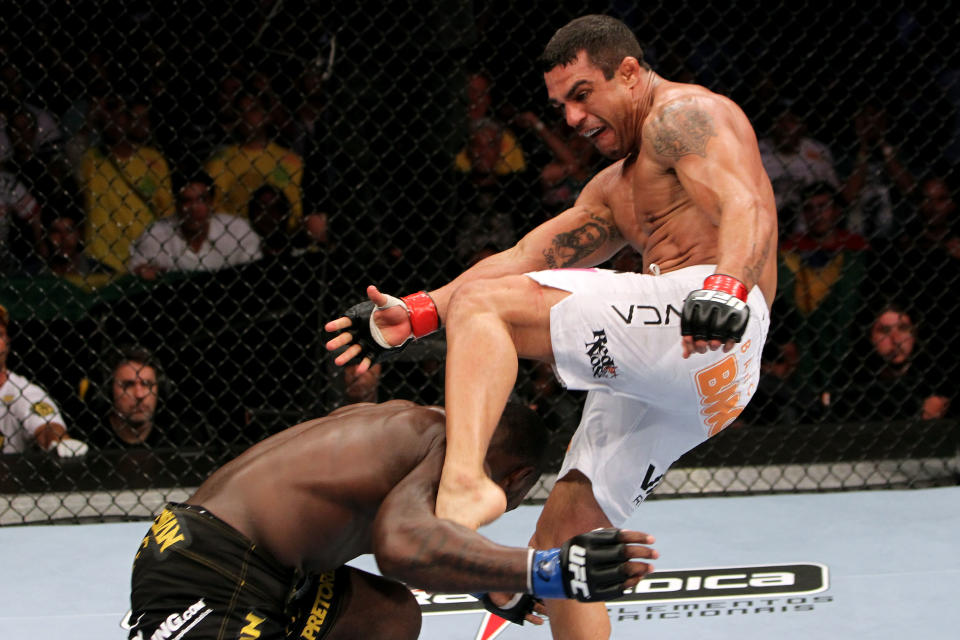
{"left": 448, "top": 275, "right": 539, "bottom": 319}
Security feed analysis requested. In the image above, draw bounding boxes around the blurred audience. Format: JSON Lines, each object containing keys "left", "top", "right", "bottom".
{"left": 80, "top": 93, "right": 175, "bottom": 272}
{"left": 5, "top": 103, "right": 83, "bottom": 225}
{"left": 513, "top": 110, "right": 601, "bottom": 218}
{"left": 840, "top": 101, "right": 916, "bottom": 252}
{"left": 0, "top": 163, "right": 43, "bottom": 274}
{"left": 36, "top": 214, "right": 113, "bottom": 290}
{"left": 777, "top": 181, "right": 871, "bottom": 417}
{"left": 0, "top": 303, "right": 87, "bottom": 456}
{"left": 0, "top": 58, "right": 63, "bottom": 165}
{"left": 875, "top": 172, "right": 960, "bottom": 350}
{"left": 759, "top": 101, "right": 840, "bottom": 238}
{"left": 248, "top": 185, "right": 326, "bottom": 258}
{"left": 204, "top": 92, "right": 305, "bottom": 227}
{"left": 128, "top": 172, "right": 261, "bottom": 279}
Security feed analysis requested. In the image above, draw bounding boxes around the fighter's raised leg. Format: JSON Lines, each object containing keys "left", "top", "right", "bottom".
{"left": 435, "top": 274, "right": 568, "bottom": 530}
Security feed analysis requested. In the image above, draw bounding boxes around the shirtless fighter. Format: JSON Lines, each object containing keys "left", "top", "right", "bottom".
{"left": 125, "top": 400, "right": 658, "bottom": 640}
{"left": 325, "top": 14, "right": 776, "bottom": 639}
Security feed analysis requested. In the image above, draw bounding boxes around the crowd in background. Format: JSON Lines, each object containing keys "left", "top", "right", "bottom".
{"left": 0, "top": 1, "right": 957, "bottom": 465}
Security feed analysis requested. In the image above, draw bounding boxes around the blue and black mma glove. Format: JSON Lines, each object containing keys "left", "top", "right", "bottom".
{"left": 472, "top": 528, "right": 630, "bottom": 626}
{"left": 339, "top": 291, "right": 440, "bottom": 364}
{"left": 529, "top": 528, "right": 629, "bottom": 603}
{"left": 681, "top": 274, "right": 750, "bottom": 343}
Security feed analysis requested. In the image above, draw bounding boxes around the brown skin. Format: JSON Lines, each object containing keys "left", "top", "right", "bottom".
{"left": 188, "top": 400, "right": 657, "bottom": 595}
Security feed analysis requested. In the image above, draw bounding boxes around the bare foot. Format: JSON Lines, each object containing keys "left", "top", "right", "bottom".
{"left": 436, "top": 474, "right": 507, "bottom": 530}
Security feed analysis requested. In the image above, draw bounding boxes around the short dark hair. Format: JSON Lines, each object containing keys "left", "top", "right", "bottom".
{"left": 491, "top": 402, "right": 550, "bottom": 475}
{"left": 109, "top": 345, "right": 163, "bottom": 384}
{"left": 174, "top": 171, "right": 216, "bottom": 200}
{"left": 538, "top": 14, "right": 648, "bottom": 79}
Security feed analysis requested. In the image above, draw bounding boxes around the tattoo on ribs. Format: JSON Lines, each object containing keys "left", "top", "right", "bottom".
{"left": 652, "top": 103, "right": 716, "bottom": 158}
{"left": 542, "top": 214, "right": 619, "bottom": 268}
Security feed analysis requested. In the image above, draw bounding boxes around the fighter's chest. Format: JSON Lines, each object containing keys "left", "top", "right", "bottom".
{"left": 611, "top": 157, "right": 683, "bottom": 239}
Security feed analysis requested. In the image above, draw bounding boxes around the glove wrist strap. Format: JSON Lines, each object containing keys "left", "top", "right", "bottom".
{"left": 401, "top": 291, "right": 440, "bottom": 338}
{"left": 530, "top": 548, "right": 566, "bottom": 599}
{"left": 703, "top": 274, "right": 748, "bottom": 302}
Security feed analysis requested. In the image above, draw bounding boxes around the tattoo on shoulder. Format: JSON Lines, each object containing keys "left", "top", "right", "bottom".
{"left": 651, "top": 103, "right": 716, "bottom": 158}
{"left": 543, "top": 213, "right": 620, "bottom": 268}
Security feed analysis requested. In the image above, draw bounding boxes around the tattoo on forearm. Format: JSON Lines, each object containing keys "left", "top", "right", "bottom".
{"left": 543, "top": 213, "right": 619, "bottom": 268}
{"left": 652, "top": 103, "right": 716, "bottom": 158}
{"left": 403, "top": 527, "right": 515, "bottom": 583}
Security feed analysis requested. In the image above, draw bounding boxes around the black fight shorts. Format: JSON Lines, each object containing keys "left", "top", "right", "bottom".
{"left": 127, "top": 503, "right": 348, "bottom": 640}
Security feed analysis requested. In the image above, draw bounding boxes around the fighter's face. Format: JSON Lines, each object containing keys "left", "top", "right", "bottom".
{"left": 544, "top": 53, "right": 631, "bottom": 159}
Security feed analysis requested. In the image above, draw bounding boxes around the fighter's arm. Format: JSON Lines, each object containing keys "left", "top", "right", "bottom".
{"left": 325, "top": 169, "right": 627, "bottom": 369}
{"left": 430, "top": 173, "right": 627, "bottom": 315}
{"left": 648, "top": 96, "right": 776, "bottom": 356}
{"left": 371, "top": 446, "right": 656, "bottom": 598}
{"left": 649, "top": 96, "right": 775, "bottom": 290}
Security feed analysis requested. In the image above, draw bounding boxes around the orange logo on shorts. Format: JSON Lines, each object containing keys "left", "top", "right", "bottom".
{"left": 695, "top": 355, "right": 743, "bottom": 436}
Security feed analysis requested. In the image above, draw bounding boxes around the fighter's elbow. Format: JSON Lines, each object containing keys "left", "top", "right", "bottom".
{"left": 372, "top": 519, "right": 431, "bottom": 582}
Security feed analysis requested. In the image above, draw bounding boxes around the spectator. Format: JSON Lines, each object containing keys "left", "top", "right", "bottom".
{"left": 830, "top": 304, "right": 951, "bottom": 422}
{"left": 204, "top": 92, "right": 305, "bottom": 227}
{"left": 759, "top": 101, "right": 840, "bottom": 238}
{"left": 248, "top": 185, "right": 326, "bottom": 257}
{"left": 6, "top": 103, "right": 83, "bottom": 225}
{"left": 840, "top": 100, "right": 916, "bottom": 251}
{"left": 0, "top": 165, "right": 43, "bottom": 274}
{"left": 452, "top": 117, "right": 536, "bottom": 266}
{"left": 36, "top": 214, "right": 113, "bottom": 290}
{"left": 454, "top": 71, "right": 526, "bottom": 176}
{"left": 0, "top": 303, "right": 87, "bottom": 456}
{"left": 128, "top": 172, "right": 262, "bottom": 279}
{"left": 876, "top": 172, "right": 960, "bottom": 350}
{"left": 777, "top": 181, "right": 871, "bottom": 417}
{"left": 0, "top": 58, "right": 63, "bottom": 165}
{"left": 80, "top": 93, "right": 175, "bottom": 272}
{"left": 89, "top": 346, "right": 163, "bottom": 448}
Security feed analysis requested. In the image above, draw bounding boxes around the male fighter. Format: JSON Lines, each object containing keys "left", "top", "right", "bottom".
{"left": 325, "top": 14, "right": 777, "bottom": 639}
{"left": 125, "top": 400, "right": 658, "bottom": 640}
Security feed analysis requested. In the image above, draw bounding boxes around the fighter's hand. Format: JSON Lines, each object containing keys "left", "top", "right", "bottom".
{"left": 324, "top": 286, "right": 413, "bottom": 372}
{"left": 681, "top": 274, "right": 750, "bottom": 359}
{"left": 477, "top": 592, "right": 547, "bottom": 626}
{"left": 531, "top": 529, "right": 657, "bottom": 602}
{"left": 324, "top": 286, "right": 441, "bottom": 373}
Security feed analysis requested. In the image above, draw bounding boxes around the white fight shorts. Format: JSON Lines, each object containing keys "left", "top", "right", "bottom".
{"left": 526, "top": 265, "right": 770, "bottom": 525}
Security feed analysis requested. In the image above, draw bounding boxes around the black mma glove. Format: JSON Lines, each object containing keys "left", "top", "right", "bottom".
{"left": 337, "top": 291, "right": 440, "bottom": 365}
{"left": 681, "top": 274, "right": 750, "bottom": 343}
{"left": 473, "top": 593, "right": 543, "bottom": 625}
{"left": 529, "top": 528, "right": 629, "bottom": 602}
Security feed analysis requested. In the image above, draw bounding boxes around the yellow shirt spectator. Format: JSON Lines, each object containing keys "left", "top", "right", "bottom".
{"left": 204, "top": 142, "right": 304, "bottom": 231}
{"left": 454, "top": 128, "right": 526, "bottom": 175}
{"left": 81, "top": 147, "right": 174, "bottom": 272}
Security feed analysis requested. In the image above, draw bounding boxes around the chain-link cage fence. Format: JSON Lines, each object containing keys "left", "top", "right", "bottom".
{"left": 0, "top": 1, "right": 957, "bottom": 524}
